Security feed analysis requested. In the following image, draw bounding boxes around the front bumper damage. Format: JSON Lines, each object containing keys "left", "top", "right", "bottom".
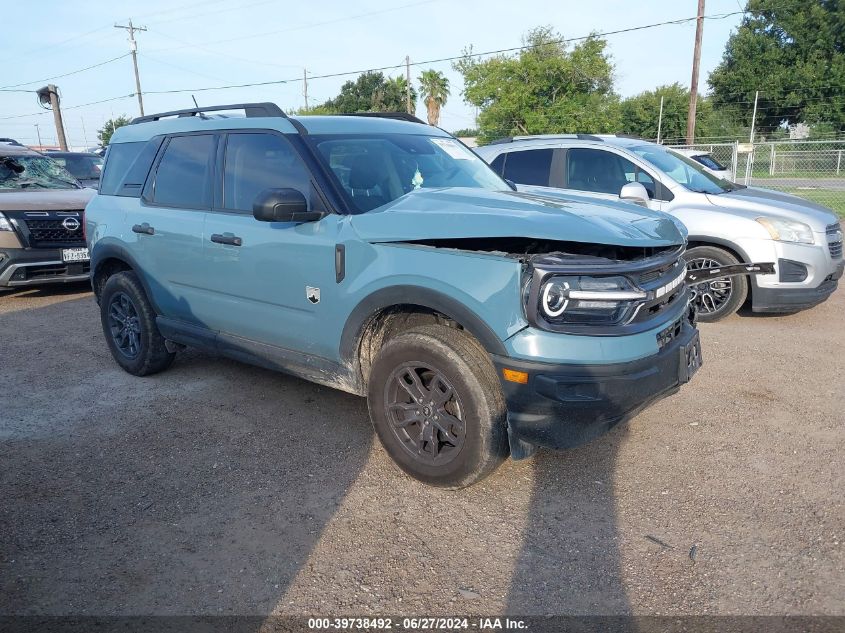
{"left": 494, "top": 304, "right": 700, "bottom": 458}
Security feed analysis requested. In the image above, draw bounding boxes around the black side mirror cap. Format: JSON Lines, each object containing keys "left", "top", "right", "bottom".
{"left": 252, "top": 188, "right": 325, "bottom": 223}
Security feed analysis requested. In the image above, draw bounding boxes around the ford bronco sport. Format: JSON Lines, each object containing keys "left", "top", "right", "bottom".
{"left": 1, "top": 144, "right": 94, "bottom": 287}
{"left": 86, "top": 103, "right": 701, "bottom": 487}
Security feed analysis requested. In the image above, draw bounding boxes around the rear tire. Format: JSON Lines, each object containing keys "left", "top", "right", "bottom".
{"left": 684, "top": 245, "right": 748, "bottom": 322}
{"left": 100, "top": 271, "right": 175, "bottom": 376}
{"left": 367, "top": 324, "right": 509, "bottom": 488}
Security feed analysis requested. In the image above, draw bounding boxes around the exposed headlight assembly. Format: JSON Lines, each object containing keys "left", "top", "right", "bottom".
{"left": 0, "top": 212, "right": 13, "bottom": 232}
{"left": 756, "top": 217, "right": 814, "bottom": 245}
{"left": 539, "top": 275, "right": 647, "bottom": 325}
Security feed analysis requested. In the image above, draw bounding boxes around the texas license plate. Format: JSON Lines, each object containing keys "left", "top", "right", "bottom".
{"left": 62, "top": 247, "right": 90, "bottom": 262}
{"left": 679, "top": 331, "right": 702, "bottom": 383}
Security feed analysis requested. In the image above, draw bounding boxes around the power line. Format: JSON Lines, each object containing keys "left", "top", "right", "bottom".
{"left": 141, "top": 10, "right": 748, "bottom": 96}
{"left": 0, "top": 94, "right": 135, "bottom": 121}
{"left": 0, "top": 53, "right": 130, "bottom": 90}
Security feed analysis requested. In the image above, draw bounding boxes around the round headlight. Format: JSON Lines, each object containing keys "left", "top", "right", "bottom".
{"left": 541, "top": 279, "right": 570, "bottom": 317}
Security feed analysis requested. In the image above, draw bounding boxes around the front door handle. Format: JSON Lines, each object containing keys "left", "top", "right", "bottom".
{"left": 132, "top": 223, "right": 155, "bottom": 235}
{"left": 210, "top": 233, "right": 243, "bottom": 246}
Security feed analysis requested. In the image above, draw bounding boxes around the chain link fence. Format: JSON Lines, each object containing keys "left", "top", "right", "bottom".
{"left": 668, "top": 140, "right": 845, "bottom": 218}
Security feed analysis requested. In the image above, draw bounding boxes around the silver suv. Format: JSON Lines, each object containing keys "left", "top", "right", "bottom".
{"left": 477, "top": 135, "right": 844, "bottom": 321}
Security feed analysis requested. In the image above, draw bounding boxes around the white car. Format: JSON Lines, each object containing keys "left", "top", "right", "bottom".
{"left": 670, "top": 148, "right": 732, "bottom": 180}
{"left": 477, "top": 135, "right": 843, "bottom": 322}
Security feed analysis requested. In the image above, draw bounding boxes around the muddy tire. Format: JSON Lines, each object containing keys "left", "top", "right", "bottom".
{"left": 685, "top": 245, "right": 748, "bottom": 322}
{"left": 367, "top": 324, "right": 509, "bottom": 488}
{"left": 100, "top": 271, "right": 175, "bottom": 376}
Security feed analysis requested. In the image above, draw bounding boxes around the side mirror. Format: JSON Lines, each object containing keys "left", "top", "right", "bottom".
{"left": 253, "top": 188, "right": 324, "bottom": 223}
{"left": 619, "top": 182, "right": 650, "bottom": 206}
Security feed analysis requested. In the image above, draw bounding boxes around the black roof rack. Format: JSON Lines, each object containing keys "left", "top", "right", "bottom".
{"left": 487, "top": 137, "right": 513, "bottom": 145}
{"left": 337, "top": 112, "right": 427, "bottom": 125}
{"left": 130, "top": 102, "right": 286, "bottom": 125}
{"left": 576, "top": 134, "right": 604, "bottom": 141}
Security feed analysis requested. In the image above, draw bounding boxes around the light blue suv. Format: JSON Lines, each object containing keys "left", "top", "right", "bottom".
{"left": 86, "top": 103, "right": 701, "bottom": 487}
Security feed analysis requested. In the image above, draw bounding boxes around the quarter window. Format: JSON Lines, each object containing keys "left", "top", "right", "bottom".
{"left": 151, "top": 134, "right": 215, "bottom": 208}
{"left": 100, "top": 142, "right": 145, "bottom": 196}
{"left": 502, "top": 149, "right": 554, "bottom": 186}
{"left": 222, "top": 133, "right": 310, "bottom": 213}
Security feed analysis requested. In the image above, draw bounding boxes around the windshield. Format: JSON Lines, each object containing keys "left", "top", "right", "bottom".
{"left": 51, "top": 154, "right": 103, "bottom": 180}
{"left": 631, "top": 145, "right": 739, "bottom": 194}
{"left": 0, "top": 155, "right": 81, "bottom": 190}
{"left": 312, "top": 133, "right": 508, "bottom": 213}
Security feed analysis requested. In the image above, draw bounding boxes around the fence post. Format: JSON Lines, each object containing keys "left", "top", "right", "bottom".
{"left": 770, "top": 143, "right": 775, "bottom": 175}
{"left": 838, "top": 150, "right": 842, "bottom": 175}
{"left": 731, "top": 141, "right": 739, "bottom": 181}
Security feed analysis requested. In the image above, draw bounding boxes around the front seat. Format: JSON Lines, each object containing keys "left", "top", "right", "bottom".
{"left": 348, "top": 155, "right": 389, "bottom": 211}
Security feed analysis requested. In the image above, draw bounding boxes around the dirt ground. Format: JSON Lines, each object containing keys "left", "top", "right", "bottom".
{"left": 1, "top": 282, "right": 843, "bottom": 617}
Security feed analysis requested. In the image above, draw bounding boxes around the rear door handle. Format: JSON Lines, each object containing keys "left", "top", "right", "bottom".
{"left": 132, "top": 223, "right": 155, "bottom": 235}
{"left": 210, "top": 233, "right": 242, "bottom": 246}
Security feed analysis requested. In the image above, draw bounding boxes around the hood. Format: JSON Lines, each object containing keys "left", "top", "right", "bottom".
{"left": 0, "top": 187, "right": 94, "bottom": 211}
{"left": 708, "top": 186, "right": 838, "bottom": 229}
{"left": 350, "top": 187, "right": 684, "bottom": 247}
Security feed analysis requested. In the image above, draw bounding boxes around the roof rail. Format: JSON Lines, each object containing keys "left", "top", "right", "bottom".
{"left": 130, "top": 102, "right": 286, "bottom": 124}
{"left": 487, "top": 137, "right": 514, "bottom": 145}
{"left": 575, "top": 134, "right": 604, "bottom": 141}
{"left": 492, "top": 134, "right": 607, "bottom": 143}
{"left": 338, "top": 112, "right": 428, "bottom": 125}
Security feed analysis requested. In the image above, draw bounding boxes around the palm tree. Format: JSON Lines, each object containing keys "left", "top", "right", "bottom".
{"left": 418, "top": 69, "right": 450, "bottom": 126}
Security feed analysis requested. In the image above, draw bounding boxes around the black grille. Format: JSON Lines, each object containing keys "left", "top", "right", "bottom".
{"left": 639, "top": 261, "right": 675, "bottom": 285}
{"left": 22, "top": 215, "right": 85, "bottom": 247}
{"left": 827, "top": 223, "right": 842, "bottom": 259}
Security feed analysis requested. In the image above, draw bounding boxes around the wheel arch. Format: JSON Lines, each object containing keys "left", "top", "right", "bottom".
{"left": 339, "top": 286, "right": 508, "bottom": 389}
{"left": 90, "top": 244, "right": 155, "bottom": 308}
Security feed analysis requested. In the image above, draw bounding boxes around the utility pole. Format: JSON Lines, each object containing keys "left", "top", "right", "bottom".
{"left": 36, "top": 85, "right": 68, "bottom": 150}
{"left": 34, "top": 124, "right": 42, "bottom": 148}
{"left": 115, "top": 19, "right": 147, "bottom": 116}
{"left": 303, "top": 68, "right": 309, "bottom": 111}
{"left": 686, "top": 0, "right": 705, "bottom": 145}
{"left": 405, "top": 55, "right": 412, "bottom": 114}
{"left": 749, "top": 90, "right": 759, "bottom": 143}
{"left": 81, "top": 117, "right": 89, "bottom": 148}
{"left": 656, "top": 95, "right": 664, "bottom": 144}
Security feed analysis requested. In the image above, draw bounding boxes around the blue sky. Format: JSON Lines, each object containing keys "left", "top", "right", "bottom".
{"left": 0, "top": 0, "right": 745, "bottom": 148}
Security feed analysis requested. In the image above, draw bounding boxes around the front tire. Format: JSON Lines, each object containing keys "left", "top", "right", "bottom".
{"left": 367, "top": 324, "right": 509, "bottom": 488}
{"left": 100, "top": 271, "right": 175, "bottom": 376}
{"left": 684, "top": 245, "right": 748, "bottom": 322}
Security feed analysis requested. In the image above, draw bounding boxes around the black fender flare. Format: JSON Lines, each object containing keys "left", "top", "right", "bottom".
{"left": 338, "top": 285, "right": 508, "bottom": 366}
{"left": 90, "top": 243, "right": 161, "bottom": 311}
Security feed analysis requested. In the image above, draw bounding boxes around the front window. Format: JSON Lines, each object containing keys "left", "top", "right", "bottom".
{"left": 632, "top": 145, "right": 739, "bottom": 194}
{"left": 312, "top": 134, "right": 507, "bottom": 213}
{"left": 0, "top": 155, "right": 81, "bottom": 191}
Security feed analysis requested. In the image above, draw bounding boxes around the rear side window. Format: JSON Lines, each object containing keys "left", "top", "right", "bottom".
{"left": 99, "top": 142, "right": 145, "bottom": 195}
{"left": 502, "top": 149, "right": 553, "bottom": 186}
{"left": 222, "top": 133, "right": 310, "bottom": 213}
{"left": 151, "top": 134, "right": 215, "bottom": 208}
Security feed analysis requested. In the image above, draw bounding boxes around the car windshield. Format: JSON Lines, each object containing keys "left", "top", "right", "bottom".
{"left": 631, "top": 145, "right": 740, "bottom": 194}
{"left": 312, "top": 133, "right": 508, "bottom": 213}
{"left": 0, "top": 155, "right": 81, "bottom": 190}
{"left": 51, "top": 154, "right": 103, "bottom": 180}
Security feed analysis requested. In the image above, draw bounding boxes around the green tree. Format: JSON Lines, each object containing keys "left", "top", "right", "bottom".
{"left": 97, "top": 115, "right": 131, "bottom": 146}
{"left": 708, "top": 0, "right": 845, "bottom": 133}
{"left": 454, "top": 26, "right": 620, "bottom": 143}
{"left": 418, "top": 69, "right": 450, "bottom": 126}
{"left": 321, "top": 71, "right": 416, "bottom": 113}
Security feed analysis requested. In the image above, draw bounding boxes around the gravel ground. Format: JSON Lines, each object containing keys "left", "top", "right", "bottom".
{"left": 0, "top": 282, "right": 843, "bottom": 617}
